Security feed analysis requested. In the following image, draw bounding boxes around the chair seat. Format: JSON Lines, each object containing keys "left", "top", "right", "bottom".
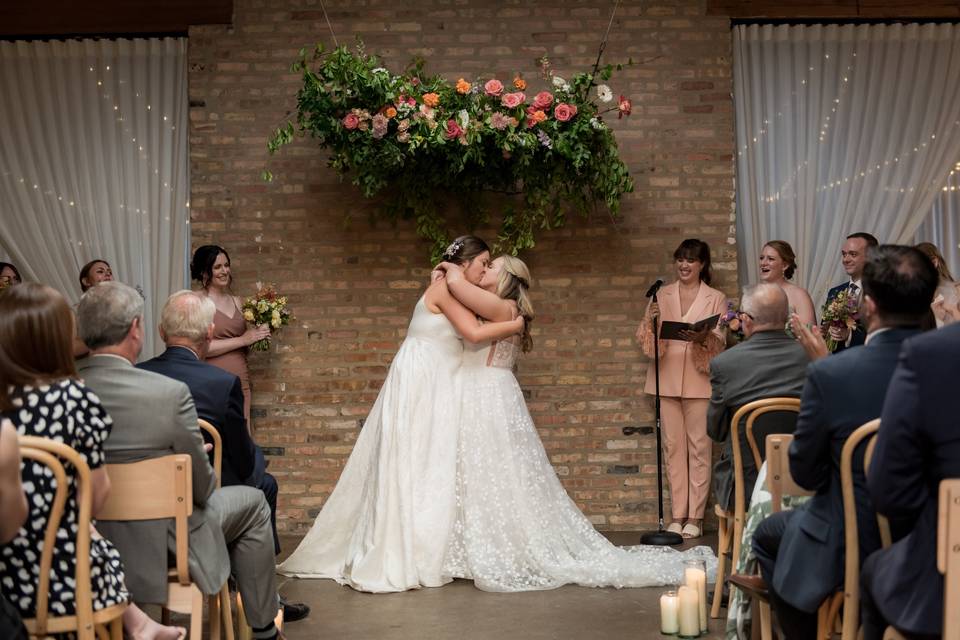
{"left": 23, "top": 600, "right": 129, "bottom": 635}
{"left": 728, "top": 573, "right": 769, "bottom": 601}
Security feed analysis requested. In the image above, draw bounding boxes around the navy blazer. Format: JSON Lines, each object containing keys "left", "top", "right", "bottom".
{"left": 864, "top": 322, "right": 960, "bottom": 635}
{"left": 773, "top": 328, "right": 920, "bottom": 613}
{"left": 138, "top": 347, "right": 256, "bottom": 486}
{"left": 822, "top": 282, "right": 867, "bottom": 353}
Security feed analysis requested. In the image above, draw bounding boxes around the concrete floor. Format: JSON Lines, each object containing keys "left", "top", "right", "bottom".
{"left": 276, "top": 532, "right": 725, "bottom": 640}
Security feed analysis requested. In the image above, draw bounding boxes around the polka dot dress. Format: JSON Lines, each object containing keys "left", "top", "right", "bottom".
{"left": 0, "top": 380, "right": 128, "bottom": 619}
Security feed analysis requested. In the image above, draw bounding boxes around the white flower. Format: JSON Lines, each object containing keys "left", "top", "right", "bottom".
{"left": 457, "top": 109, "right": 470, "bottom": 130}
{"left": 371, "top": 67, "right": 388, "bottom": 74}
{"left": 561, "top": 83, "right": 571, "bottom": 92}
{"left": 552, "top": 76, "right": 567, "bottom": 88}
{"left": 597, "top": 84, "right": 613, "bottom": 103}
{"left": 590, "top": 117, "right": 605, "bottom": 130}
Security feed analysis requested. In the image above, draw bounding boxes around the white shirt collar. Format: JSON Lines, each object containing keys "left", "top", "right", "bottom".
{"left": 864, "top": 327, "right": 890, "bottom": 345}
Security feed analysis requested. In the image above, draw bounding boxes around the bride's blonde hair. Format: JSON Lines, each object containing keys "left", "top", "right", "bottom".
{"left": 495, "top": 255, "right": 534, "bottom": 352}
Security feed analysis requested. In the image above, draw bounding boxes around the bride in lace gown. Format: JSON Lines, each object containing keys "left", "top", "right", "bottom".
{"left": 277, "top": 237, "right": 523, "bottom": 593}
{"left": 436, "top": 256, "right": 717, "bottom": 592}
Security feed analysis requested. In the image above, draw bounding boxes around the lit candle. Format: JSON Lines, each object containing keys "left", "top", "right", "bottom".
{"left": 677, "top": 585, "right": 700, "bottom": 638}
{"left": 660, "top": 590, "right": 679, "bottom": 634}
{"left": 684, "top": 561, "right": 708, "bottom": 633}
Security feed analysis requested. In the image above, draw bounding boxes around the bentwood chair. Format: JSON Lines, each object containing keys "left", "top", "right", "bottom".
{"left": 18, "top": 435, "right": 128, "bottom": 640}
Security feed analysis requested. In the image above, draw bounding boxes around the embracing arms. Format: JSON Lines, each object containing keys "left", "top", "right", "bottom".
{"left": 425, "top": 281, "right": 523, "bottom": 343}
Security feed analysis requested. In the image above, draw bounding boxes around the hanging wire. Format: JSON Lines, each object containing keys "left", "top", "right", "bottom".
{"left": 318, "top": 0, "right": 339, "bottom": 48}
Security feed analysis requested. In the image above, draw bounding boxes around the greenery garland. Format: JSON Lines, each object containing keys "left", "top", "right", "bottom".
{"left": 266, "top": 42, "right": 635, "bottom": 259}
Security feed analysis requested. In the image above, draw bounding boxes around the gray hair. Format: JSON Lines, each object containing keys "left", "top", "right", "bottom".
{"left": 161, "top": 290, "right": 215, "bottom": 343}
{"left": 77, "top": 281, "right": 144, "bottom": 349}
{"left": 741, "top": 283, "right": 789, "bottom": 327}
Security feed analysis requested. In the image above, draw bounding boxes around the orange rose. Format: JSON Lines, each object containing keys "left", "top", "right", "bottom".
{"left": 513, "top": 76, "right": 526, "bottom": 90}
{"left": 456, "top": 78, "right": 472, "bottom": 94}
{"left": 385, "top": 106, "right": 398, "bottom": 119}
{"left": 423, "top": 92, "right": 440, "bottom": 107}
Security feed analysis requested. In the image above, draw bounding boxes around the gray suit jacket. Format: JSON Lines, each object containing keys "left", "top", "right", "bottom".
{"left": 78, "top": 354, "right": 230, "bottom": 603}
{"left": 707, "top": 331, "right": 808, "bottom": 510}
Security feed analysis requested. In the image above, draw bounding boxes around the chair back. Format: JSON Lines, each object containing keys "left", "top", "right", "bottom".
{"left": 939, "top": 479, "right": 960, "bottom": 640}
{"left": 765, "top": 434, "right": 814, "bottom": 513}
{"left": 98, "top": 455, "right": 193, "bottom": 585}
{"left": 198, "top": 418, "right": 222, "bottom": 488}
{"left": 17, "top": 435, "right": 96, "bottom": 639}
{"left": 840, "top": 419, "right": 880, "bottom": 640}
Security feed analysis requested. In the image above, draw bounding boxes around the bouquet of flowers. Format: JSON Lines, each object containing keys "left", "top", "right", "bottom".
{"left": 241, "top": 283, "right": 293, "bottom": 352}
{"left": 821, "top": 289, "right": 860, "bottom": 352}
{"left": 719, "top": 301, "right": 744, "bottom": 343}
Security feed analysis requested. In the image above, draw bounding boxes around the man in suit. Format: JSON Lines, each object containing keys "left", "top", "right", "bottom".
{"left": 707, "top": 283, "right": 808, "bottom": 512}
{"left": 750, "top": 245, "right": 938, "bottom": 639}
{"left": 76, "top": 282, "right": 285, "bottom": 640}
{"left": 860, "top": 320, "right": 960, "bottom": 639}
{"left": 821, "top": 232, "right": 879, "bottom": 353}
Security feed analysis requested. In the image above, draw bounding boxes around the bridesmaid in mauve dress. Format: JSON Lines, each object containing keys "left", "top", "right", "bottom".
{"left": 190, "top": 245, "right": 270, "bottom": 427}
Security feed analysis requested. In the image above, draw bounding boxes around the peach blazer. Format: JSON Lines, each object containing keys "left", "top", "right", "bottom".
{"left": 641, "top": 281, "right": 727, "bottom": 399}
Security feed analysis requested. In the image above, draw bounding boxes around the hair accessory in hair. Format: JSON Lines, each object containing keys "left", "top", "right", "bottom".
{"left": 443, "top": 239, "right": 464, "bottom": 259}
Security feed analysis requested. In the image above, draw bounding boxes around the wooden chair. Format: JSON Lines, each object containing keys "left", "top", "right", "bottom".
{"left": 198, "top": 418, "right": 223, "bottom": 489}
{"left": 938, "top": 479, "right": 960, "bottom": 640}
{"left": 711, "top": 397, "right": 801, "bottom": 620}
{"left": 17, "top": 435, "right": 128, "bottom": 640}
{"left": 98, "top": 454, "right": 234, "bottom": 640}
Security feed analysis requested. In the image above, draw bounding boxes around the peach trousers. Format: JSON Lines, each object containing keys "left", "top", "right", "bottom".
{"left": 659, "top": 396, "right": 711, "bottom": 520}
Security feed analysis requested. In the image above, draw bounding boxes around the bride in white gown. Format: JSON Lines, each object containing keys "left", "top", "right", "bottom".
{"left": 437, "top": 256, "right": 717, "bottom": 592}
{"left": 277, "top": 237, "right": 524, "bottom": 592}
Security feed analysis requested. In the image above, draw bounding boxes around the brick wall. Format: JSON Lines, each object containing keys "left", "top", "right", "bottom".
{"left": 188, "top": 0, "right": 737, "bottom": 535}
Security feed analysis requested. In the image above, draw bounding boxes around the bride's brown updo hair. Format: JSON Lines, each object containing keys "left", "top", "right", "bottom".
{"left": 495, "top": 255, "right": 535, "bottom": 352}
{"left": 441, "top": 235, "right": 490, "bottom": 266}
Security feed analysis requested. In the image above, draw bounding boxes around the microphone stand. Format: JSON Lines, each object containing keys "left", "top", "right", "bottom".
{"left": 641, "top": 289, "right": 683, "bottom": 546}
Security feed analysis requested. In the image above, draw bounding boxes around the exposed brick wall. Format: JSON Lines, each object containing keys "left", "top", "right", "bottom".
{"left": 188, "top": 0, "right": 737, "bottom": 534}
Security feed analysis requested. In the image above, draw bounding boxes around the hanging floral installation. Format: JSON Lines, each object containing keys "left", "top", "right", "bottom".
{"left": 265, "top": 41, "right": 634, "bottom": 259}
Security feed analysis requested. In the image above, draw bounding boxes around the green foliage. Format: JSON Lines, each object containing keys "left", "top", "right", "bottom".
{"left": 267, "top": 43, "right": 634, "bottom": 259}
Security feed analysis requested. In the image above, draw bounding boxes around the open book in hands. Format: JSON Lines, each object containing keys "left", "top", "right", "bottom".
{"left": 658, "top": 314, "right": 721, "bottom": 341}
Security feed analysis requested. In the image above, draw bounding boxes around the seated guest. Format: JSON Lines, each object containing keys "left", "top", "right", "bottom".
{"left": 821, "top": 232, "right": 879, "bottom": 352}
{"left": 752, "top": 245, "right": 937, "bottom": 639}
{"left": 0, "top": 418, "right": 28, "bottom": 640}
{"left": 79, "top": 259, "right": 114, "bottom": 292}
{"left": 860, "top": 319, "right": 960, "bottom": 639}
{"left": 76, "top": 282, "right": 292, "bottom": 639}
{"left": 707, "top": 283, "right": 808, "bottom": 511}
{"left": 0, "top": 262, "right": 21, "bottom": 288}
{"left": 758, "top": 241, "right": 817, "bottom": 326}
{"left": 138, "top": 291, "right": 284, "bottom": 561}
{"left": 0, "top": 283, "right": 185, "bottom": 640}
{"left": 915, "top": 241, "right": 959, "bottom": 327}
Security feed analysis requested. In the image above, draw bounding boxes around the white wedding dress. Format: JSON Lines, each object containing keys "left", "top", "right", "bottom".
{"left": 277, "top": 297, "right": 463, "bottom": 592}
{"left": 443, "top": 335, "right": 717, "bottom": 592}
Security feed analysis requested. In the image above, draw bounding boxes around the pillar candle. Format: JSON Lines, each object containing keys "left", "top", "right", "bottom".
{"left": 660, "top": 590, "right": 679, "bottom": 634}
{"left": 684, "top": 565, "right": 708, "bottom": 633}
{"left": 677, "top": 585, "right": 700, "bottom": 638}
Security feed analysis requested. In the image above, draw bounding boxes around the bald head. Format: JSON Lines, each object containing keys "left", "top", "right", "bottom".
{"left": 741, "top": 283, "right": 789, "bottom": 334}
{"left": 159, "top": 290, "right": 216, "bottom": 351}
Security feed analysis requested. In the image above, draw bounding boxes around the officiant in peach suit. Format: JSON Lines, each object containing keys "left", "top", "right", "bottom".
{"left": 636, "top": 239, "right": 727, "bottom": 539}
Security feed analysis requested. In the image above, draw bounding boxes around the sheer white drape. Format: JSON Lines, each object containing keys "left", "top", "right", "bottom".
{"left": 0, "top": 38, "right": 189, "bottom": 358}
{"left": 916, "top": 170, "right": 960, "bottom": 277}
{"left": 734, "top": 23, "right": 960, "bottom": 306}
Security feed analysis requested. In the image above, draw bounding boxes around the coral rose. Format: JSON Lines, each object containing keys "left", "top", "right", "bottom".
{"left": 456, "top": 78, "right": 472, "bottom": 94}
{"left": 484, "top": 78, "right": 504, "bottom": 97}
{"left": 553, "top": 102, "right": 577, "bottom": 122}
{"left": 342, "top": 113, "right": 360, "bottom": 130}
{"left": 422, "top": 92, "right": 440, "bottom": 108}
{"left": 445, "top": 119, "right": 464, "bottom": 139}
{"left": 618, "top": 95, "right": 632, "bottom": 119}
{"left": 532, "top": 91, "right": 554, "bottom": 110}
{"left": 501, "top": 92, "right": 525, "bottom": 109}
{"left": 513, "top": 76, "right": 527, "bottom": 90}
{"left": 385, "top": 106, "right": 398, "bottom": 119}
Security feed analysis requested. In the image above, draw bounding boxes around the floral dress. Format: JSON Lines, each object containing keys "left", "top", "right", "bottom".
{"left": 0, "top": 380, "right": 128, "bottom": 619}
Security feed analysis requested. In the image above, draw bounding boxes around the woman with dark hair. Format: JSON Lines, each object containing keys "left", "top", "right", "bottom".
{"left": 278, "top": 236, "right": 524, "bottom": 592}
{"left": 635, "top": 239, "right": 727, "bottom": 539}
{"left": 0, "top": 262, "right": 21, "bottom": 288}
{"left": 759, "top": 240, "right": 816, "bottom": 327}
{"left": 0, "top": 284, "right": 185, "bottom": 640}
{"left": 190, "top": 245, "right": 270, "bottom": 426}
{"left": 79, "top": 259, "right": 114, "bottom": 292}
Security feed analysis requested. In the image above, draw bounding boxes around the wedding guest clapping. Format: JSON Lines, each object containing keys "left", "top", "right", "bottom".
{"left": 79, "top": 259, "right": 113, "bottom": 292}
{"left": 758, "top": 241, "right": 816, "bottom": 326}
{"left": 820, "top": 232, "right": 879, "bottom": 352}
{"left": 915, "top": 241, "right": 959, "bottom": 327}
{"left": 0, "top": 262, "right": 21, "bottom": 288}
{"left": 635, "top": 238, "right": 727, "bottom": 539}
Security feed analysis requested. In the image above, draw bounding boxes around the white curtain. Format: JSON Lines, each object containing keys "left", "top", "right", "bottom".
{"left": 734, "top": 23, "right": 960, "bottom": 306}
{"left": 915, "top": 169, "right": 960, "bottom": 277}
{"left": 0, "top": 38, "right": 190, "bottom": 358}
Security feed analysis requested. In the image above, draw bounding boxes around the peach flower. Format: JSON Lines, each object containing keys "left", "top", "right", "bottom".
{"left": 501, "top": 92, "right": 525, "bottom": 109}
{"left": 422, "top": 92, "right": 440, "bottom": 107}
{"left": 553, "top": 102, "right": 577, "bottom": 122}
{"left": 484, "top": 78, "right": 504, "bottom": 97}
{"left": 532, "top": 91, "right": 554, "bottom": 110}
{"left": 456, "top": 78, "right": 472, "bottom": 94}
{"left": 513, "top": 76, "right": 527, "bottom": 90}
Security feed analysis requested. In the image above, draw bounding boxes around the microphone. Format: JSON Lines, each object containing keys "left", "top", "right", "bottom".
{"left": 644, "top": 279, "right": 664, "bottom": 298}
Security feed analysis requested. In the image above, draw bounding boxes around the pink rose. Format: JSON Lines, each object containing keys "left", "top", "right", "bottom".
{"left": 532, "top": 91, "right": 554, "bottom": 110}
{"left": 484, "top": 78, "right": 504, "bottom": 97}
{"left": 618, "top": 95, "right": 632, "bottom": 119}
{"left": 501, "top": 92, "right": 525, "bottom": 109}
{"left": 445, "top": 119, "right": 464, "bottom": 139}
{"left": 553, "top": 102, "right": 577, "bottom": 122}
{"left": 342, "top": 113, "right": 360, "bottom": 130}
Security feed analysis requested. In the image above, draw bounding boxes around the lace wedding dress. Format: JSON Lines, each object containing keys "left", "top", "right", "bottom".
{"left": 443, "top": 335, "right": 717, "bottom": 592}
{"left": 277, "top": 297, "right": 463, "bottom": 592}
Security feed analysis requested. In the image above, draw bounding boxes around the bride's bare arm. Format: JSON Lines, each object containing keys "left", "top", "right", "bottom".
{"left": 428, "top": 282, "right": 522, "bottom": 343}
{"left": 437, "top": 262, "right": 514, "bottom": 322}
